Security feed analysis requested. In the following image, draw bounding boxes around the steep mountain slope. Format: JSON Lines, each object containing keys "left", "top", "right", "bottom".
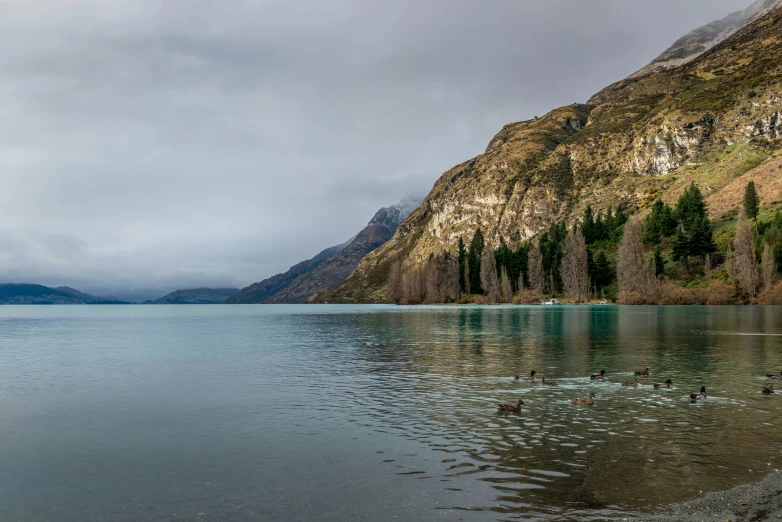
{"left": 150, "top": 288, "right": 239, "bottom": 304}
{"left": 228, "top": 197, "right": 421, "bottom": 303}
{"left": 631, "top": 0, "right": 782, "bottom": 78}
{"left": 329, "top": 4, "right": 782, "bottom": 303}
{"left": 0, "top": 284, "right": 128, "bottom": 304}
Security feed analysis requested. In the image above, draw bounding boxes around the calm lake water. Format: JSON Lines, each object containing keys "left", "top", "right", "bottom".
{"left": 1, "top": 305, "right": 781, "bottom": 521}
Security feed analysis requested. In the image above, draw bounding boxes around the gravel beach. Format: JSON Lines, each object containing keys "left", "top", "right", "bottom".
{"left": 644, "top": 471, "right": 782, "bottom": 522}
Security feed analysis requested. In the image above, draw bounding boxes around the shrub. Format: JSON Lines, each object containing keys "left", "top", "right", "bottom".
{"left": 513, "top": 290, "right": 542, "bottom": 305}
{"left": 656, "top": 279, "right": 696, "bottom": 305}
{"left": 758, "top": 280, "right": 782, "bottom": 304}
{"left": 694, "top": 281, "right": 735, "bottom": 305}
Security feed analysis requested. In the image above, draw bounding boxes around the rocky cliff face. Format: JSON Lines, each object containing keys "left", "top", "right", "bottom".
{"left": 328, "top": 4, "right": 782, "bottom": 303}
{"left": 631, "top": 0, "right": 782, "bottom": 78}
{"left": 228, "top": 197, "right": 421, "bottom": 303}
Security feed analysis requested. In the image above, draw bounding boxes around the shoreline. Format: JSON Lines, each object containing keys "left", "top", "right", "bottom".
{"left": 644, "top": 470, "right": 782, "bottom": 521}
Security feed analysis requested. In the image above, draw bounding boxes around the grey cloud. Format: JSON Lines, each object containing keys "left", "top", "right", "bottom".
{"left": 0, "top": 0, "right": 752, "bottom": 298}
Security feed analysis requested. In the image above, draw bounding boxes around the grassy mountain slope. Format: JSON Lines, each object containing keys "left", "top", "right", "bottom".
{"left": 328, "top": 5, "right": 782, "bottom": 303}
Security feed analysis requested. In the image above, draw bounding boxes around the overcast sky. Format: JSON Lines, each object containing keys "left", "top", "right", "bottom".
{"left": 0, "top": 0, "right": 752, "bottom": 300}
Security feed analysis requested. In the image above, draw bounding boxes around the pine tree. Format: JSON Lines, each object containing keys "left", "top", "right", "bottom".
{"left": 654, "top": 247, "right": 664, "bottom": 277}
{"left": 581, "top": 205, "right": 596, "bottom": 244}
{"left": 589, "top": 250, "right": 614, "bottom": 290}
{"left": 744, "top": 181, "right": 760, "bottom": 223}
{"left": 671, "top": 226, "right": 690, "bottom": 265}
{"left": 643, "top": 200, "right": 664, "bottom": 244}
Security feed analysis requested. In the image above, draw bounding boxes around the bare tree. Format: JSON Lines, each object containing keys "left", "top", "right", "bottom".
{"left": 734, "top": 208, "right": 759, "bottom": 297}
{"left": 517, "top": 270, "right": 525, "bottom": 292}
{"left": 480, "top": 246, "right": 500, "bottom": 303}
{"left": 500, "top": 266, "right": 513, "bottom": 303}
{"left": 402, "top": 265, "right": 425, "bottom": 304}
{"left": 528, "top": 242, "right": 544, "bottom": 302}
{"left": 445, "top": 255, "right": 461, "bottom": 302}
{"left": 562, "top": 228, "right": 590, "bottom": 303}
{"left": 762, "top": 242, "right": 776, "bottom": 293}
{"left": 425, "top": 256, "right": 441, "bottom": 304}
{"left": 617, "top": 217, "right": 648, "bottom": 302}
{"left": 387, "top": 257, "right": 402, "bottom": 303}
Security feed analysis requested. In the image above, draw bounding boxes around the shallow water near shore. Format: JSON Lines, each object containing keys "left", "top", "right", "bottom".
{"left": 1, "top": 304, "right": 781, "bottom": 521}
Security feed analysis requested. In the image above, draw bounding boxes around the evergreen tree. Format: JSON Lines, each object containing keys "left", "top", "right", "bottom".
{"left": 676, "top": 183, "right": 707, "bottom": 231}
{"left": 643, "top": 200, "right": 664, "bottom": 244}
{"left": 468, "top": 228, "right": 485, "bottom": 294}
{"left": 744, "top": 180, "right": 760, "bottom": 223}
{"left": 654, "top": 247, "right": 664, "bottom": 277}
{"left": 688, "top": 215, "right": 717, "bottom": 259}
{"left": 594, "top": 212, "right": 608, "bottom": 242}
{"left": 588, "top": 250, "right": 614, "bottom": 290}
{"left": 671, "top": 227, "right": 690, "bottom": 264}
{"left": 581, "top": 205, "right": 596, "bottom": 244}
{"left": 457, "top": 237, "right": 467, "bottom": 293}
{"left": 660, "top": 203, "right": 678, "bottom": 237}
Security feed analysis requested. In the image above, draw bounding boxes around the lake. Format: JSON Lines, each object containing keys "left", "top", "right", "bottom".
{"left": 1, "top": 305, "right": 781, "bottom": 521}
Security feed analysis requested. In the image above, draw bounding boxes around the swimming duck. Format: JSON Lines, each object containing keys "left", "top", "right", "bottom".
{"left": 496, "top": 399, "right": 524, "bottom": 412}
{"left": 590, "top": 370, "right": 606, "bottom": 380}
{"left": 653, "top": 379, "right": 673, "bottom": 389}
{"left": 621, "top": 378, "right": 638, "bottom": 387}
{"left": 690, "top": 386, "right": 706, "bottom": 401}
{"left": 762, "top": 384, "right": 775, "bottom": 395}
{"left": 514, "top": 370, "right": 537, "bottom": 381}
{"left": 540, "top": 376, "right": 557, "bottom": 386}
{"left": 766, "top": 372, "right": 782, "bottom": 380}
{"left": 571, "top": 392, "right": 595, "bottom": 406}
{"left": 634, "top": 367, "right": 650, "bottom": 376}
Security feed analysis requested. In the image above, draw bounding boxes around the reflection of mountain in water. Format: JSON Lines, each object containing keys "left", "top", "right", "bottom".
{"left": 308, "top": 306, "right": 782, "bottom": 518}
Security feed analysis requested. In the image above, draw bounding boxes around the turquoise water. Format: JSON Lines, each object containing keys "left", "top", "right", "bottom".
{"left": 1, "top": 305, "right": 781, "bottom": 521}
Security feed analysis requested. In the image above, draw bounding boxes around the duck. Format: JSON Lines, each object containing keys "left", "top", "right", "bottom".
{"left": 653, "top": 379, "right": 673, "bottom": 389}
{"left": 571, "top": 392, "right": 595, "bottom": 406}
{"left": 690, "top": 386, "right": 707, "bottom": 401}
{"left": 496, "top": 399, "right": 524, "bottom": 412}
{"left": 762, "top": 384, "right": 775, "bottom": 395}
{"left": 634, "top": 367, "right": 650, "bottom": 376}
{"left": 540, "top": 376, "right": 557, "bottom": 386}
{"left": 590, "top": 370, "right": 606, "bottom": 380}
{"left": 621, "top": 378, "right": 638, "bottom": 387}
{"left": 766, "top": 372, "right": 782, "bottom": 380}
{"left": 514, "top": 370, "right": 537, "bottom": 381}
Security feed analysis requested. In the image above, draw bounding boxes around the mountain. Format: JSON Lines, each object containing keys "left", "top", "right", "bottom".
{"left": 631, "top": 0, "right": 782, "bottom": 78}
{"left": 227, "top": 197, "right": 422, "bottom": 303}
{"left": 327, "top": 3, "right": 782, "bottom": 302}
{"left": 150, "top": 288, "right": 239, "bottom": 304}
{"left": 0, "top": 284, "right": 129, "bottom": 304}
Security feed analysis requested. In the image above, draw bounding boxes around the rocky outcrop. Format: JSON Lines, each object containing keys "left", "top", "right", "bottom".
{"left": 327, "top": 4, "right": 782, "bottom": 303}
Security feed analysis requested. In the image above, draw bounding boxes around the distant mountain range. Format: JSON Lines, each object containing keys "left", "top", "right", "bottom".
{"left": 147, "top": 287, "right": 239, "bottom": 304}
{"left": 0, "top": 284, "right": 129, "bottom": 304}
{"left": 227, "top": 196, "right": 422, "bottom": 304}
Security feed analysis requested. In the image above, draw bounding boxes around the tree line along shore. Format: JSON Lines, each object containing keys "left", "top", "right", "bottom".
{"left": 386, "top": 181, "right": 782, "bottom": 305}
